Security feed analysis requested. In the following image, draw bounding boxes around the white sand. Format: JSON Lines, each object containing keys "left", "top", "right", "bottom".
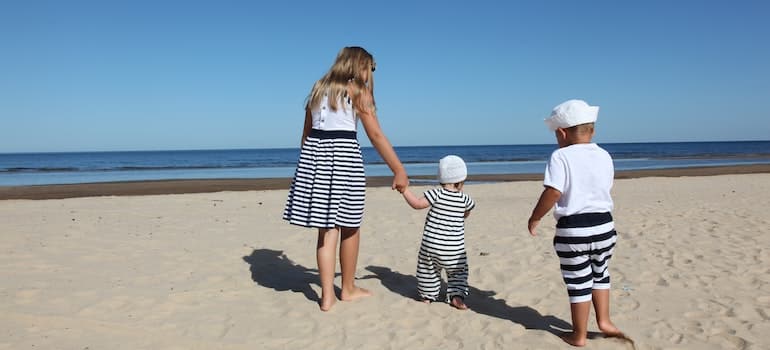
{"left": 1, "top": 174, "right": 768, "bottom": 349}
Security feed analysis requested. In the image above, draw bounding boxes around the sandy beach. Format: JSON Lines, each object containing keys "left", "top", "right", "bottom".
{"left": 1, "top": 168, "right": 769, "bottom": 349}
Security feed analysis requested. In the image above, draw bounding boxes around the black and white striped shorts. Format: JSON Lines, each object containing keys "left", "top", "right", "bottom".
{"left": 283, "top": 129, "right": 366, "bottom": 228}
{"left": 553, "top": 212, "right": 617, "bottom": 303}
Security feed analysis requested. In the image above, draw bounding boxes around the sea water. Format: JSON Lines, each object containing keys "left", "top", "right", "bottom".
{"left": 1, "top": 141, "right": 768, "bottom": 186}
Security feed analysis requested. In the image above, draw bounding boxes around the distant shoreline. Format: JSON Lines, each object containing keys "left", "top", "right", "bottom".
{"left": 1, "top": 164, "right": 769, "bottom": 200}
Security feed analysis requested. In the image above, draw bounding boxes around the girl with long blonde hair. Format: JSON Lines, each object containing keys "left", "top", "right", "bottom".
{"left": 283, "top": 46, "right": 408, "bottom": 311}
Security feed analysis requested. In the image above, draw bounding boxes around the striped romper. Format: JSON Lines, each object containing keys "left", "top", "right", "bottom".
{"left": 416, "top": 188, "right": 476, "bottom": 302}
{"left": 283, "top": 95, "right": 366, "bottom": 229}
{"left": 544, "top": 143, "right": 617, "bottom": 303}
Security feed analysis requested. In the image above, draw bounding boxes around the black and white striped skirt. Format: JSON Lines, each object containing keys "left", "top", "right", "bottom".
{"left": 283, "top": 129, "right": 366, "bottom": 228}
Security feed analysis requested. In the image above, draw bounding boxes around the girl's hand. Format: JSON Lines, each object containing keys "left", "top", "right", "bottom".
{"left": 392, "top": 171, "right": 409, "bottom": 193}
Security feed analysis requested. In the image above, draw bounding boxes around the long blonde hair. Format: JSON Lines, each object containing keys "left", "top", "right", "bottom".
{"left": 306, "top": 46, "right": 376, "bottom": 114}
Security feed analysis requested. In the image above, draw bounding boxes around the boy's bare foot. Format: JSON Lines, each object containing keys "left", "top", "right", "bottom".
{"left": 598, "top": 321, "right": 622, "bottom": 336}
{"left": 420, "top": 298, "right": 432, "bottom": 304}
{"left": 319, "top": 295, "right": 336, "bottom": 312}
{"left": 450, "top": 296, "right": 468, "bottom": 310}
{"left": 560, "top": 332, "right": 587, "bottom": 347}
{"left": 598, "top": 322, "right": 634, "bottom": 345}
{"left": 340, "top": 286, "right": 372, "bottom": 301}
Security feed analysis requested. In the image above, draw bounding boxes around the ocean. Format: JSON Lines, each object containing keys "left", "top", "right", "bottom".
{"left": 1, "top": 141, "right": 769, "bottom": 186}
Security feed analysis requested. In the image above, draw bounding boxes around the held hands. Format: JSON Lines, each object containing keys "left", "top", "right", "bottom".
{"left": 392, "top": 171, "right": 409, "bottom": 193}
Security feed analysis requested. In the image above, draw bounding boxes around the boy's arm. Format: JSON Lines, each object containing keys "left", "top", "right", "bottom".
{"left": 527, "top": 186, "right": 561, "bottom": 236}
{"left": 402, "top": 187, "right": 430, "bottom": 209}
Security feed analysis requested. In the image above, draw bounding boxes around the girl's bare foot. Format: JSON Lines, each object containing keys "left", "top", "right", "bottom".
{"left": 450, "top": 296, "right": 468, "bottom": 310}
{"left": 560, "top": 332, "right": 587, "bottom": 347}
{"left": 340, "top": 286, "right": 372, "bottom": 301}
{"left": 319, "top": 295, "right": 336, "bottom": 312}
{"left": 420, "top": 298, "right": 432, "bottom": 304}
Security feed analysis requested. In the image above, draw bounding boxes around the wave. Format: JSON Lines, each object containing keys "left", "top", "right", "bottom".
{"left": 0, "top": 164, "right": 290, "bottom": 173}
{"left": 1, "top": 167, "right": 80, "bottom": 173}
{"left": 4, "top": 154, "right": 770, "bottom": 174}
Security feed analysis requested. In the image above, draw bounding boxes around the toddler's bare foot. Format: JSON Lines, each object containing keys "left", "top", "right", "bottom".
{"left": 420, "top": 298, "right": 432, "bottom": 304}
{"left": 450, "top": 296, "right": 468, "bottom": 310}
{"left": 560, "top": 332, "right": 587, "bottom": 347}
{"left": 319, "top": 295, "right": 336, "bottom": 312}
{"left": 340, "top": 286, "right": 372, "bottom": 301}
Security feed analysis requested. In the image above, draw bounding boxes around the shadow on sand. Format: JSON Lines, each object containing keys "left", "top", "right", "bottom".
{"left": 362, "top": 265, "right": 573, "bottom": 337}
{"left": 243, "top": 248, "right": 337, "bottom": 303}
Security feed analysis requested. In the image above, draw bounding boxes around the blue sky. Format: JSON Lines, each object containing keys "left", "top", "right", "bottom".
{"left": 1, "top": 1, "right": 769, "bottom": 152}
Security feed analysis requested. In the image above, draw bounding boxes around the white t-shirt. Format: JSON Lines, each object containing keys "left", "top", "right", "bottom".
{"left": 543, "top": 143, "right": 614, "bottom": 219}
{"left": 310, "top": 95, "right": 358, "bottom": 131}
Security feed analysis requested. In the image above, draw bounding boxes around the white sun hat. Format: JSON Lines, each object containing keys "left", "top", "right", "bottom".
{"left": 544, "top": 99, "right": 600, "bottom": 131}
{"left": 438, "top": 155, "right": 467, "bottom": 184}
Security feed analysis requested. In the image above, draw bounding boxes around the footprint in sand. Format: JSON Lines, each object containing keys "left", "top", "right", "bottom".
{"left": 682, "top": 319, "right": 704, "bottom": 335}
{"left": 651, "top": 323, "right": 686, "bottom": 345}
{"left": 707, "top": 333, "right": 748, "bottom": 349}
{"left": 616, "top": 298, "right": 640, "bottom": 312}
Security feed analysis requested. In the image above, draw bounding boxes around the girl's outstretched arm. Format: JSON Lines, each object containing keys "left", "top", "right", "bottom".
{"left": 355, "top": 91, "right": 408, "bottom": 192}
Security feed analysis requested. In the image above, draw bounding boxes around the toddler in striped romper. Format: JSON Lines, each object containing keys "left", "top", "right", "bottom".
{"left": 527, "top": 100, "right": 630, "bottom": 346}
{"left": 402, "top": 155, "right": 475, "bottom": 310}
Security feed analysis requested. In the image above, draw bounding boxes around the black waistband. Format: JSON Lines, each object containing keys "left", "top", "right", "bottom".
{"left": 556, "top": 212, "right": 613, "bottom": 229}
{"left": 309, "top": 129, "right": 357, "bottom": 139}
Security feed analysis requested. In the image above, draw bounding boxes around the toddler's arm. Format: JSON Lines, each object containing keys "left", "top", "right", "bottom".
{"left": 402, "top": 187, "right": 430, "bottom": 210}
{"left": 464, "top": 195, "right": 475, "bottom": 218}
{"left": 527, "top": 186, "right": 561, "bottom": 236}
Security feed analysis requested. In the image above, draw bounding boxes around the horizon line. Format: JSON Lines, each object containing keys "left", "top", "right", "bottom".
{"left": 2, "top": 138, "right": 769, "bottom": 155}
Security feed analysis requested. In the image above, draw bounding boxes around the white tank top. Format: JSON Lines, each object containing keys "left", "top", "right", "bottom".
{"left": 310, "top": 94, "right": 358, "bottom": 131}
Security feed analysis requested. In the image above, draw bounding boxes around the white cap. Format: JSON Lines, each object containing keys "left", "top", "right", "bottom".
{"left": 438, "top": 155, "right": 467, "bottom": 184}
{"left": 544, "top": 99, "right": 599, "bottom": 131}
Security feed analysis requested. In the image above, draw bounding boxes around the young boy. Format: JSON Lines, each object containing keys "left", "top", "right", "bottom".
{"left": 402, "top": 155, "right": 475, "bottom": 310}
{"left": 528, "top": 99, "right": 628, "bottom": 346}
